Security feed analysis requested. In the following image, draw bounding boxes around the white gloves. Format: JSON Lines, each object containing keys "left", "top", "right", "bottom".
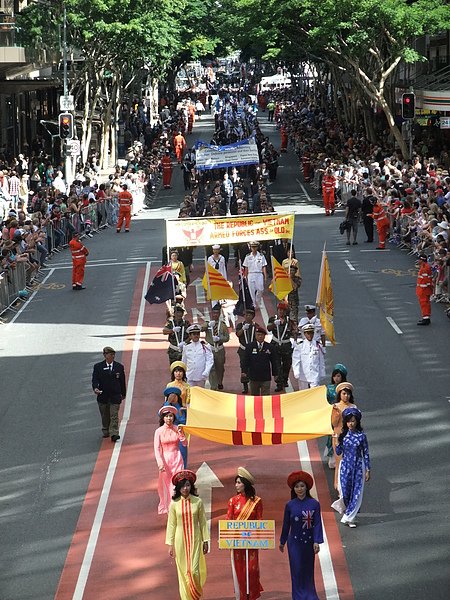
{"left": 178, "top": 341, "right": 185, "bottom": 350}
{"left": 172, "top": 325, "right": 181, "bottom": 333}
{"left": 209, "top": 320, "right": 216, "bottom": 327}
{"left": 213, "top": 335, "right": 220, "bottom": 342}
{"left": 274, "top": 319, "right": 281, "bottom": 326}
{"left": 242, "top": 323, "right": 250, "bottom": 330}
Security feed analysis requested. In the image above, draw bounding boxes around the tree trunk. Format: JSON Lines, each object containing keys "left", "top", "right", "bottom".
{"left": 378, "top": 94, "right": 408, "bottom": 158}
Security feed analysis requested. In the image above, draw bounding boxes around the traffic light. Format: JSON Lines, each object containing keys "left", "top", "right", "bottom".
{"left": 402, "top": 93, "right": 415, "bottom": 119}
{"left": 59, "top": 112, "right": 74, "bottom": 140}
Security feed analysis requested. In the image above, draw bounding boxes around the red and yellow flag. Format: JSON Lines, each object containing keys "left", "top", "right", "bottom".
{"left": 316, "top": 249, "right": 336, "bottom": 345}
{"left": 202, "top": 263, "right": 238, "bottom": 301}
{"left": 184, "top": 387, "right": 331, "bottom": 446}
{"left": 269, "top": 255, "right": 293, "bottom": 300}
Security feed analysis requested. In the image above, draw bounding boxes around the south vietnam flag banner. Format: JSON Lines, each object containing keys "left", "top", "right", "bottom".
{"left": 184, "top": 387, "right": 332, "bottom": 446}
{"left": 316, "top": 247, "right": 336, "bottom": 345}
{"left": 269, "top": 255, "right": 293, "bottom": 300}
{"left": 202, "top": 263, "right": 239, "bottom": 301}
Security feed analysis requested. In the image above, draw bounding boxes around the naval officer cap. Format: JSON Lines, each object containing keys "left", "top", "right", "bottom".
{"left": 305, "top": 304, "right": 316, "bottom": 311}
{"left": 302, "top": 323, "right": 315, "bottom": 332}
{"left": 187, "top": 324, "right": 202, "bottom": 334}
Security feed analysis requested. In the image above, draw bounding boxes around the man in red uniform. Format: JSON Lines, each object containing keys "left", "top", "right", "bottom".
{"left": 174, "top": 131, "right": 186, "bottom": 164}
{"left": 117, "top": 183, "right": 133, "bottom": 233}
{"left": 321, "top": 168, "right": 336, "bottom": 215}
{"left": 161, "top": 150, "right": 173, "bottom": 189}
{"left": 302, "top": 153, "right": 311, "bottom": 182}
{"left": 369, "top": 197, "right": 390, "bottom": 249}
{"left": 416, "top": 253, "right": 433, "bottom": 325}
{"left": 69, "top": 231, "right": 89, "bottom": 290}
{"left": 280, "top": 124, "right": 288, "bottom": 153}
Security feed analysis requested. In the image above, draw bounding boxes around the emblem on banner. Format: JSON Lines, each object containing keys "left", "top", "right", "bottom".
{"left": 182, "top": 226, "right": 205, "bottom": 243}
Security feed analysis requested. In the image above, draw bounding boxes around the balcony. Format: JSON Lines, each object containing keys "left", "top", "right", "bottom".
{"left": 0, "top": 13, "right": 27, "bottom": 72}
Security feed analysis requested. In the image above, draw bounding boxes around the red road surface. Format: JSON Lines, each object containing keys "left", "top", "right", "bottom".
{"left": 55, "top": 263, "right": 354, "bottom": 599}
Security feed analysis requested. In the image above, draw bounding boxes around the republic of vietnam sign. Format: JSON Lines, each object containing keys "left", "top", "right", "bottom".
{"left": 218, "top": 520, "right": 276, "bottom": 549}
{"left": 195, "top": 136, "right": 260, "bottom": 170}
{"left": 166, "top": 214, "right": 295, "bottom": 247}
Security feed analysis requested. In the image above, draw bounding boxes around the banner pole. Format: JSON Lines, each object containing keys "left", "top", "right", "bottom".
{"left": 269, "top": 245, "right": 277, "bottom": 299}
{"left": 204, "top": 253, "right": 212, "bottom": 302}
{"left": 315, "top": 242, "right": 326, "bottom": 307}
{"left": 238, "top": 252, "right": 247, "bottom": 313}
{"left": 167, "top": 235, "right": 177, "bottom": 303}
{"left": 246, "top": 548, "right": 250, "bottom": 600}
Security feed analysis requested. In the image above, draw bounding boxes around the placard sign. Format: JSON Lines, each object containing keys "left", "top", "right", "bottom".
{"left": 218, "top": 520, "right": 276, "bottom": 550}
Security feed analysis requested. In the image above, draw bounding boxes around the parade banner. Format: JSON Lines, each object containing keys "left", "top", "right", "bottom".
{"left": 184, "top": 386, "right": 331, "bottom": 446}
{"left": 166, "top": 214, "right": 295, "bottom": 247}
{"left": 195, "top": 137, "right": 260, "bottom": 170}
{"left": 218, "top": 520, "right": 276, "bottom": 549}
{"left": 316, "top": 247, "right": 336, "bottom": 345}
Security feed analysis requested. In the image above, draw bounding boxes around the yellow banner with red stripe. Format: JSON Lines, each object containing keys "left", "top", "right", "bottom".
{"left": 184, "top": 387, "right": 331, "bottom": 445}
{"left": 202, "top": 263, "right": 239, "bottom": 300}
{"left": 269, "top": 255, "right": 293, "bottom": 300}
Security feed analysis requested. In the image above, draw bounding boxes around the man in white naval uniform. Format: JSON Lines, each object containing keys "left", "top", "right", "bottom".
{"left": 182, "top": 323, "right": 214, "bottom": 387}
{"left": 292, "top": 323, "right": 326, "bottom": 390}
{"left": 242, "top": 241, "right": 267, "bottom": 307}
{"left": 298, "top": 304, "right": 326, "bottom": 346}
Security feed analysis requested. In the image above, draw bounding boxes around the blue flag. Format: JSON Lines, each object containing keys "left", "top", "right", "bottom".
{"left": 145, "top": 265, "right": 174, "bottom": 304}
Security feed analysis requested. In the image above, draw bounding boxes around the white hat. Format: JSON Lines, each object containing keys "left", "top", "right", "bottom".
{"left": 212, "top": 244, "right": 221, "bottom": 250}
{"left": 438, "top": 222, "right": 449, "bottom": 230}
{"left": 302, "top": 323, "right": 315, "bottom": 332}
{"left": 305, "top": 304, "right": 316, "bottom": 311}
{"left": 187, "top": 324, "right": 201, "bottom": 334}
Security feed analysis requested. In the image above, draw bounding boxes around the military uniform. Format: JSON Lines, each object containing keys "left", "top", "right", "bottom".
{"left": 267, "top": 312, "right": 293, "bottom": 391}
{"left": 163, "top": 314, "right": 191, "bottom": 364}
{"left": 242, "top": 337, "right": 278, "bottom": 396}
{"left": 236, "top": 318, "right": 259, "bottom": 393}
{"left": 92, "top": 347, "right": 126, "bottom": 441}
{"left": 204, "top": 313, "right": 230, "bottom": 390}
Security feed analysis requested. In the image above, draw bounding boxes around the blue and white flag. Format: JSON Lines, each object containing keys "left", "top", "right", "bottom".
{"left": 195, "top": 136, "right": 260, "bottom": 170}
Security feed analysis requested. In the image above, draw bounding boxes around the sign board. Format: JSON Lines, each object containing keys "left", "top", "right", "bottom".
{"left": 59, "top": 95, "right": 74, "bottom": 111}
{"left": 440, "top": 117, "right": 450, "bottom": 129}
{"left": 195, "top": 137, "right": 259, "bottom": 170}
{"left": 166, "top": 213, "right": 295, "bottom": 247}
{"left": 66, "top": 139, "right": 80, "bottom": 156}
{"left": 218, "top": 520, "right": 275, "bottom": 549}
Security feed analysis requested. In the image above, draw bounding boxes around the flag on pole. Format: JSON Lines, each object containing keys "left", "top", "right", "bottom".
{"left": 202, "top": 263, "right": 238, "bottom": 301}
{"left": 184, "top": 386, "right": 332, "bottom": 445}
{"left": 234, "top": 271, "right": 254, "bottom": 316}
{"left": 145, "top": 265, "right": 175, "bottom": 304}
{"left": 269, "top": 255, "right": 293, "bottom": 300}
{"left": 315, "top": 248, "right": 336, "bottom": 345}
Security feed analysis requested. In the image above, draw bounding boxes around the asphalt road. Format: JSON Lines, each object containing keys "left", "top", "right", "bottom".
{"left": 0, "top": 111, "right": 449, "bottom": 600}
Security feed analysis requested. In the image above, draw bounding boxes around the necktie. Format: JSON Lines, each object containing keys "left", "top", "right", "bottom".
{"left": 259, "top": 344, "right": 262, "bottom": 352}
{"left": 109, "top": 364, "right": 112, "bottom": 372}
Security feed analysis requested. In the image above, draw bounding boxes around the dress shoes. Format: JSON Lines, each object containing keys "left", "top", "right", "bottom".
{"left": 417, "top": 319, "right": 431, "bottom": 326}
{"left": 217, "top": 384, "right": 224, "bottom": 390}
{"left": 111, "top": 435, "right": 120, "bottom": 442}
{"left": 76, "top": 285, "right": 86, "bottom": 290}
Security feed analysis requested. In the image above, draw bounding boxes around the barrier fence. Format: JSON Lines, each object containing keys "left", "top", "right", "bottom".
{"left": 0, "top": 262, "right": 28, "bottom": 316}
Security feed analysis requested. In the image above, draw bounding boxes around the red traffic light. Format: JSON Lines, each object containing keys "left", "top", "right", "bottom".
{"left": 59, "top": 112, "right": 74, "bottom": 140}
{"left": 402, "top": 93, "right": 415, "bottom": 119}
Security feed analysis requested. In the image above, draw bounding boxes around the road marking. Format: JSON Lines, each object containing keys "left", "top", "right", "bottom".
{"left": 126, "top": 256, "right": 158, "bottom": 260}
{"left": 72, "top": 261, "right": 152, "bottom": 600}
{"left": 45, "top": 260, "right": 149, "bottom": 270}
{"left": 386, "top": 316, "right": 403, "bottom": 334}
{"left": 296, "top": 178, "right": 313, "bottom": 202}
{"left": 327, "top": 250, "right": 349, "bottom": 254}
{"left": 6, "top": 269, "right": 55, "bottom": 326}
{"left": 360, "top": 249, "right": 390, "bottom": 252}
{"left": 345, "top": 260, "right": 355, "bottom": 271}
{"left": 190, "top": 277, "right": 206, "bottom": 303}
{"left": 195, "top": 462, "right": 224, "bottom": 541}
{"left": 297, "top": 441, "right": 340, "bottom": 600}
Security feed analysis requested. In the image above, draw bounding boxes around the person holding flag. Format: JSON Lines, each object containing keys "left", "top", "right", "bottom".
{"left": 292, "top": 323, "right": 326, "bottom": 390}
{"left": 243, "top": 241, "right": 267, "bottom": 308}
{"left": 162, "top": 305, "right": 191, "bottom": 365}
{"left": 267, "top": 301, "right": 294, "bottom": 393}
{"left": 203, "top": 304, "right": 230, "bottom": 391}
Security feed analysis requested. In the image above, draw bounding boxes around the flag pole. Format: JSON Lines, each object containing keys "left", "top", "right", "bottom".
{"left": 269, "top": 245, "right": 277, "bottom": 298}
{"left": 167, "top": 244, "right": 177, "bottom": 303}
{"left": 315, "top": 242, "right": 326, "bottom": 307}
{"left": 204, "top": 253, "right": 212, "bottom": 302}
{"left": 238, "top": 250, "right": 247, "bottom": 312}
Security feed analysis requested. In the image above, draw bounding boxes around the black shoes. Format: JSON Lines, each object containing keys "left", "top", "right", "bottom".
{"left": 274, "top": 385, "right": 284, "bottom": 392}
{"left": 218, "top": 384, "right": 224, "bottom": 390}
{"left": 417, "top": 319, "right": 431, "bottom": 326}
{"left": 111, "top": 435, "right": 120, "bottom": 442}
{"left": 102, "top": 432, "right": 109, "bottom": 438}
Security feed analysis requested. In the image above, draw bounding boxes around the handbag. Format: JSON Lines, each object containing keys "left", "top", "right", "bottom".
{"left": 339, "top": 220, "right": 349, "bottom": 235}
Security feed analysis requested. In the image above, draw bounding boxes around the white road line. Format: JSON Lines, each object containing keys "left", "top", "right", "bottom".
{"left": 72, "top": 261, "right": 152, "bottom": 600}
{"left": 296, "top": 178, "right": 313, "bottom": 202}
{"left": 386, "top": 316, "right": 403, "bottom": 335}
{"left": 360, "top": 249, "right": 390, "bottom": 252}
{"left": 345, "top": 260, "right": 355, "bottom": 271}
{"left": 297, "top": 441, "right": 340, "bottom": 600}
{"left": 126, "top": 256, "right": 158, "bottom": 260}
{"left": 6, "top": 269, "right": 55, "bottom": 326}
{"left": 45, "top": 260, "right": 149, "bottom": 270}
{"left": 327, "top": 250, "right": 349, "bottom": 254}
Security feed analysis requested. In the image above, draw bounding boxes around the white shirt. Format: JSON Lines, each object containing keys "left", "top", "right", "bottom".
{"left": 243, "top": 251, "right": 267, "bottom": 276}
{"left": 292, "top": 338, "right": 326, "bottom": 384}
{"left": 207, "top": 254, "right": 227, "bottom": 280}
{"left": 298, "top": 315, "right": 325, "bottom": 342}
{"left": 182, "top": 340, "right": 214, "bottom": 381}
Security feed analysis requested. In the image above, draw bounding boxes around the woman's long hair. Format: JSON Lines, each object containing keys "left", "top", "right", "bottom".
{"left": 172, "top": 478, "right": 199, "bottom": 499}
{"left": 336, "top": 387, "right": 354, "bottom": 403}
{"left": 236, "top": 476, "right": 256, "bottom": 500}
{"left": 159, "top": 410, "right": 176, "bottom": 426}
{"left": 171, "top": 368, "right": 187, "bottom": 383}
{"left": 330, "top": 368, "right": 347, "bottom": 384}
{"left": 290, "top": 482, "right": 312, "bottom": 500}
{"left": 338, "top": 411, "right": 363, "bottom": 444}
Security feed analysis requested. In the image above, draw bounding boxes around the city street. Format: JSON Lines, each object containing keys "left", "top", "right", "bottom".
{"left": 0, "top": 113, "right": 449, "bottom": 600}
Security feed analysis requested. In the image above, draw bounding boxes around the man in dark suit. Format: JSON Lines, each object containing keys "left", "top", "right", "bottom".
{"left": 92, "top": 346, "right": 126, "bottom": 442}
{"left": 242, "top": 326, "right": 279, "bottom": 395}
